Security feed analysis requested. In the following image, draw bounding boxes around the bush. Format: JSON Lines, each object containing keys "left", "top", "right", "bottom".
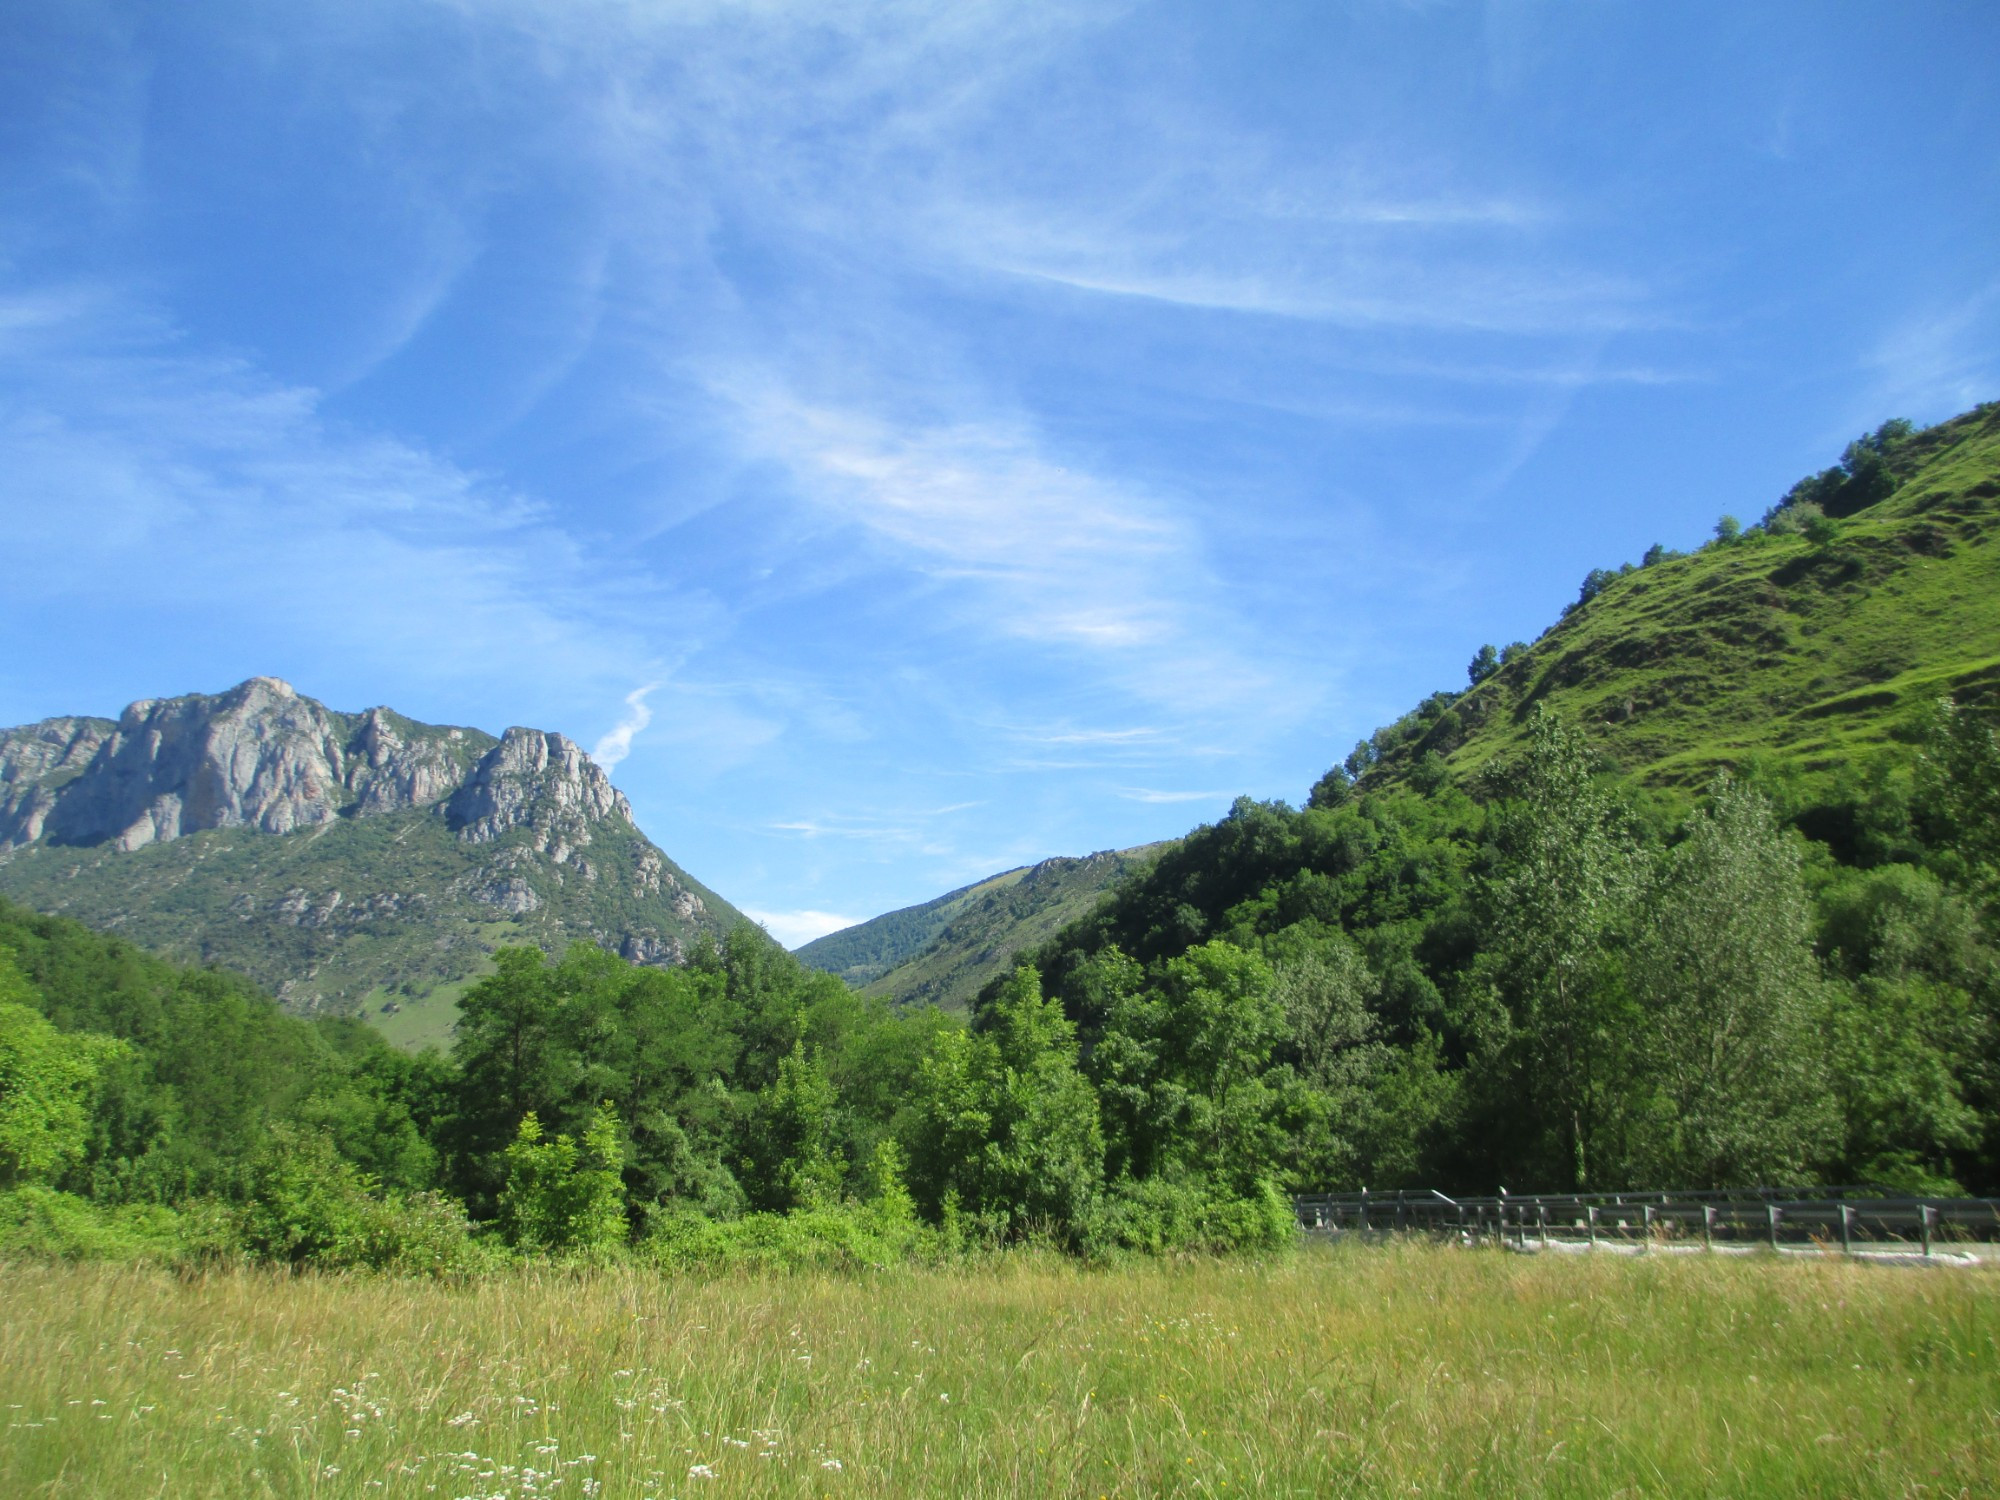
{"left": 498, "top": 1104, "right": 629, "bottom": 1255}
{"left": 1765, "top": 498, "right": 1823, "bottom": 537}
{"left": 1085, "top": 1176, "right": 1297, "bottom": 1256}
{"left": 231, "top": 1126, "right": 486, "bottom": 1275}
{"left": 0, "top": 1187, "right": 180, "bottom": 1264}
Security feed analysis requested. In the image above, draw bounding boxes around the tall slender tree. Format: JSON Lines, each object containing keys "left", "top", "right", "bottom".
{"left": 1626, "top": 778, "right": 1836, "bottom": 1187}
{"left": 1485, "top": 707, "right": 1638, "bottom": 1188}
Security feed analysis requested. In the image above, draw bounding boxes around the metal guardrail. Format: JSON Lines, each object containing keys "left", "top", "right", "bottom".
{"left": 1293, "top": 1187, "right": 2000, "bottom": 1257}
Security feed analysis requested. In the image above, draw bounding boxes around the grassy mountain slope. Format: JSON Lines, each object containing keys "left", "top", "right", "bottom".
{"left": 797, "top": 867, "right": 1037, "bottom": 986}
{"left": 1362, "top": 403, "right": 2000, "bottom": 797}
{"left": 800, "top": 845, "right": 1165, "bottom": 1012}
{"left": 0, "top": 803, "right": 741, "bottom": 1037}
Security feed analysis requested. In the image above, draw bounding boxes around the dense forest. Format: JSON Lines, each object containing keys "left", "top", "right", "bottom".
{"left": 3, "top": 416, "right": 1998, "bottom": 1271}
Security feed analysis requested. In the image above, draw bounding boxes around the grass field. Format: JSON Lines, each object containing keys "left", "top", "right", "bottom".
{"left": 4, "top": 1243, "right": 1994, "bottom": 1498}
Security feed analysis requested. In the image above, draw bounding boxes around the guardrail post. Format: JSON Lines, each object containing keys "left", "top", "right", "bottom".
{"left": 1921, "top": 1204, "right": 1935, "bottom": 1259}
{"left": 1767, "top": 1203, "right": 1781, "bottom": 1252}
{"left": 1358, "top": 1188, "right": 1369, "bottom": 1234}
{"left": 1642, "top": 1204, "right": 1655, "bottom": 1251}
{"left": 1587, "top": 1205, "right": 1597, "bottom": 1248}
{"left": 1702, "top": 1204, "right": 1714, "bottom": 1251}
{"left": 1538, "top": 1200, "right": 1548, "bottom": 1250}
{"left": 1840, "top": 1203, "right": 1853, "bottom": 1256}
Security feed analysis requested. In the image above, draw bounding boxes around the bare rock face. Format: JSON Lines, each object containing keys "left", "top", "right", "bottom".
{"left": 43, "top": 678, "right": 350, "bottom": 851}
{"left": 347, "top": 707, "right": 480, "bottom": 813}
{"left": 446, "top": 728, "right": 634, "bottom": 848}
{"left": 618, "top": 931, "right": 685, "bottom": 966}
{"left": 2, "top": 680, "right": 501, "bottom": 853}
{"left": 0, "top": 716, "right": 113, "bottom": 849}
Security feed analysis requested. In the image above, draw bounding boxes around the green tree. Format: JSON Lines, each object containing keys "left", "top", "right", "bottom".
{"left": 1819, "top": 863, "right": 1989, "bottom": 1191}
{"left": 1625, "top": 779, "right": 1836, "bottom": 1187}
{"left": 1094, "top": 942, "right": 1295, "bottom": 1192}
{"left": 497, "top": 1102, "right": 628, "bottom": 1253}
{"left": 751, "top": 1041, "right": 845, "bottom": 1211}
{"left": 452, "top": 947, "right": 565, "bottom": 1166}
{"left": 1483, "top": 708, "right": 1639, "bottom": 1188}
{"left": 1916, "top": 697, "right": 2000, "bottom": 914}
{"left": 905, "top": 965, "right": 1103, "bottom": 1241}
{"left": 1272, "top": 943, "right": 1389, "bottom": 1187}
{"left": 1467, "top": 643, "right": 1499, "bottom": 686}
{"left": 0, "top": 996, "right": 125, "bottom": 1188}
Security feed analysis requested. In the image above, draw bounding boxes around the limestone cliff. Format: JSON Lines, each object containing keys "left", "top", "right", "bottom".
{"left": 0, "top": 679, "right": 749, "bottom": 1034}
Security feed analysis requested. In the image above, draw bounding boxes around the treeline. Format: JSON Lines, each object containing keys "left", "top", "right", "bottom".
{"left": 2, "top": 701, "right": 1996, "bottom": 1272}
{"left": 1022, "top": 700, "right": 1999, "bottom": 1202}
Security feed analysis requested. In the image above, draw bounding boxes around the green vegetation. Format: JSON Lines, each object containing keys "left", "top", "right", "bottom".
{"left": 797, "top": 845, "right": 1162, "bottom": 1011}
{"left": 1356, "top": 404, "right": 2000, "bottom": 798}
{"left": 5, "top": 1247, "right": 1995, "bottom": 1497}
{"left": 0, "top": 798, "right": 741, "bottom": 1023}
{"left": 0, "top": 405, "right": 1996, "bottom": 1278}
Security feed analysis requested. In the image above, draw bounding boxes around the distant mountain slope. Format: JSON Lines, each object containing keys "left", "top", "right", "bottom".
{"left": 1356, "top": 403, "right": 2000, "bottom": 798}
{"left": 797, "top": 866, "right": 1035, "bottom": 987}
{"left": 0, "top": 677, "right": 749, "bottom": 1036}
{"left": 800, "top": 845, "right": 1165, "bottom": 1012}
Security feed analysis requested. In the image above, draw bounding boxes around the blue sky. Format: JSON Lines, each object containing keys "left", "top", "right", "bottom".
{"left": 3, "top": 1, "right": 1997, "bottom": 945}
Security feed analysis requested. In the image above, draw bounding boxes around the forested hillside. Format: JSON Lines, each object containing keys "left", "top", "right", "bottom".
{"left": 1002, "top": 406, "right": 2000, "bottom": 1201}
{"left": 799, "top": 845, "right": 1163, "bottom": 1011}
{"left": 2, "top": 409, "right": 1996, "bottom": 1274}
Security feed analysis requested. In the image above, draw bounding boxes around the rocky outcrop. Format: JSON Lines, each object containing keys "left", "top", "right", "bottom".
{"left": 347, "top": 707, "right": 484, "bottom": 813}
{"left": 41, "top": 679, "right": 350, "bottom": 851}
{"left": 1, "top": 678, "right": 503, "bottom": 853}
{"left": 0, "top": 716, "right": 114, "bottom": 849}
{"left": 445, "top": 728, "right": 634, "bottom": 849}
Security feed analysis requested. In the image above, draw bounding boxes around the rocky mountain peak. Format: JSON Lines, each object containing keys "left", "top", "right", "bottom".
{"left": 44, "top": 677, "right": 350, "bottom": 850}
{"left": 0, "top": 679, "right": 619, "bottom": 856}
{"left": 446, "top": 727, "right": 634, "bottom": 850}
{"left": 0, "top": 680, "right": 747, "bottom": 1021}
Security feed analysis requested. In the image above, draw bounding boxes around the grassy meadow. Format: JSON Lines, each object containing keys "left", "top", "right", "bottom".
{"left": 4, "top": 1243, "right": 1995, "bottom": 1498}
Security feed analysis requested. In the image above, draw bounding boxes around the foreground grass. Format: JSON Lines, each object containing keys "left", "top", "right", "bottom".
{"left": 3, "top": 1243, "right": 1995, "bottom": 1498}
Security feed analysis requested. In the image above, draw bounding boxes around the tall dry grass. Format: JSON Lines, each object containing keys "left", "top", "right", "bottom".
{"left": 3, "top": 1241, "right": 1994, "bottom": 1497}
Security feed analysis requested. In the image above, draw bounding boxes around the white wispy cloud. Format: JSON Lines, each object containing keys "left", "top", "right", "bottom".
{"left": 592, "top": 682, "right": 659, "bottom": 769}
{"left": 0, "top": 284, "right": 695, "bottom": 730}
{"left": 734, "top": 395, "right": 1188, "bottom": 650}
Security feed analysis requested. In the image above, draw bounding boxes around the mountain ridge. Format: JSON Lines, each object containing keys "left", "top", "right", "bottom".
{"left": 799, "top": 843, "right": 1166, "bottom": 1011}
{"left": 0, "top": 677, "right": 750, "bottom": 1037}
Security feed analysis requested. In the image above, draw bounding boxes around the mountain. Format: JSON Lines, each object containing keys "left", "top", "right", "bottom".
{"left": 0, "top": 677, "right": 748, "bottom": 1043}
{"left": 1349, "top": 403, "right": 2000, "bottom": 803}
{"left": 798, "top": 844, "right": 1165, "bottom": 1011}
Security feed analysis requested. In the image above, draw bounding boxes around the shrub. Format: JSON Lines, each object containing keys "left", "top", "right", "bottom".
{"left": 1086, "top": 1176, "right": 1297, "bottom": 1256}
{"left": 0, "top": 1187, "right": 180, "bottom": 1264}
{"left": 232, "top": 1126, "right": 485, "bottom": 1275}
{"left": 498, "top": 1104, "right": 629, "bottom": 1254}
{"left": 1765, "top": 498, "right": 1823, "bottom": 536}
